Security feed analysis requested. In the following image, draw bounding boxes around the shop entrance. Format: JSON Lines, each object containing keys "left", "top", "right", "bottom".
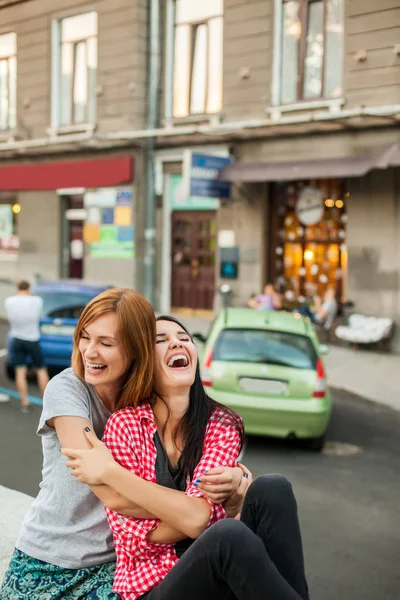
{"left": 171, "top": 210, "right": 216, "bottom": 310}
{"left": 269, "top": 180, "right": 348, "bottom": 302}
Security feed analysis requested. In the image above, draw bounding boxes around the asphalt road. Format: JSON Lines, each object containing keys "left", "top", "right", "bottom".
{"left": 0, "top": 322, "right": 399, "bottom": 600}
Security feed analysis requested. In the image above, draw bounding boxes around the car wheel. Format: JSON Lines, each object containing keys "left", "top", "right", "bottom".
{"left": 5, "top": 364, "right": 15, "bottom": 380}
{"left": 308, "top": 434, "right": 326, "bottom": 452}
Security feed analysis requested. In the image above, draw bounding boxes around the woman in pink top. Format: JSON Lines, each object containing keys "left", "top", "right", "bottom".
{"left": 63, "top": 316, "right": 309, "bottom": 600}
{"left": 248, "top": 283, "right": 282, "bottom": 311}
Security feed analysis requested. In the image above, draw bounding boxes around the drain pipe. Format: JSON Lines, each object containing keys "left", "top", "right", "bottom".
{"left": 143, "top": 0, "right": 161, "bottom": 305}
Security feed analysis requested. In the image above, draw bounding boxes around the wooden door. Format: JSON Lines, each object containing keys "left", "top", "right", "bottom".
{"left": 171, "top": 211, "right": 216, "bottom": 310}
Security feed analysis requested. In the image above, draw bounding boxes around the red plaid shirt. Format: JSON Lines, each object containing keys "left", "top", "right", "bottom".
{"left": 102, "top": 401, "right": 242, "bottom": 600}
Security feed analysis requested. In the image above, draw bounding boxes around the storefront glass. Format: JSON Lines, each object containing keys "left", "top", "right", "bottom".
{"left": 271, "top": 180, "right": 348, "bottom": 302}
{"left": 0, "top": 194, "right": 19, "bottom": 259}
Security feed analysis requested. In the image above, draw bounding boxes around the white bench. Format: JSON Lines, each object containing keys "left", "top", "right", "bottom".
{"left": 335, "top": 313, "right": 393, "bottom": 349}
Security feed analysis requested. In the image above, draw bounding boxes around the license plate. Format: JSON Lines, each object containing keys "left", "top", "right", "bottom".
{"left": 239, "top": 377, "right": 287, "bottom": 395}
{"left": 41, "top": 325, "right": 75, "bottom": 336}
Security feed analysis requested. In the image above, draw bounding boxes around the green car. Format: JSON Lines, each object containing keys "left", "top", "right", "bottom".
{"left": 195, "top": 308, "right": 332, "bottom": 451}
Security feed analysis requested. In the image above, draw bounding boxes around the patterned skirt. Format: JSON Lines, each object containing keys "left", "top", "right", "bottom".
{"left": 0, "top": 549, "right": 120, "bottom": 599}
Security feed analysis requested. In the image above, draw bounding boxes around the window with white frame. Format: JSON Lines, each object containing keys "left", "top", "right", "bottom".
{"left": 279, "top": 0, "right": 344, "bottom": 104}
{"left": 0, "top": 32, "right": 17, "bottom": 131}
{"left": 53, "top": 12, "right": 97, "bottom": 128}
{"left": 173, "top": 0, "right": 223, "bottom": 118}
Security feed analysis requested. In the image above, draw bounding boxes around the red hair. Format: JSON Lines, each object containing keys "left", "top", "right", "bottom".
{"left": 72, "top": 288, "right": 156, "bottom": 410}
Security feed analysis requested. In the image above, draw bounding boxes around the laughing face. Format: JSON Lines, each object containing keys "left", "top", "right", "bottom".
{"left": 79, "top": 313, "right": 129, "bottom": 391}
{"left": 155, "top": 319, "right": 197, "bottom": 393}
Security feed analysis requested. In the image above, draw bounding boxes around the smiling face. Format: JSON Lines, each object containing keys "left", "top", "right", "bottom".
{"left": 155, "top": 319, "right": 197, "bottom": 394}
{"left": 79, "top": 312, "right": 129, "bottom": 391}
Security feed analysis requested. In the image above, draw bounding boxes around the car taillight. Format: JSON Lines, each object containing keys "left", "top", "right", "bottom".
{"left": 312, "top": 358, "right": 326, "bottom": 398}
{"left": 201, "top": 348, "right": 213, "bottom": 387}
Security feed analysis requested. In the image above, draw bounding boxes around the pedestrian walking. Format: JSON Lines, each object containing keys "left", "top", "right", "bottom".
{"left": 62, "top": 315, "right": 310, "bottom": 600}
{"left": 0, "top": 289, "right": 246, "bottom": 600}
{"left": 4, "top": 280, "right": 49, "bottom": 413}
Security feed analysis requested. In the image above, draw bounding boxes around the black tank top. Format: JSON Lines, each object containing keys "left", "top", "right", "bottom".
{"left": 153, "top": 432, "right": 194, "bottom": 558}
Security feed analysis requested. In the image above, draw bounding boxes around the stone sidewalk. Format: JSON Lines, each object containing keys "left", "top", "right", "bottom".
{"left": 0, "top": 486, "right": 33, "bottom": 584}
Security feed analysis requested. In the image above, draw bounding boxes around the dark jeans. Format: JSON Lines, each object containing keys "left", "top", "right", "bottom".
{"left": 141, "top": 474, "right": 309, "bottom": 600}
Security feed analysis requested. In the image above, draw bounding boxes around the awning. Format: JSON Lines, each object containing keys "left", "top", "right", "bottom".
{"left": 219, "top": 142, "right": 400, "bottom": 182}
{"left": 373, "top": 142, "right": 400, "bottom": 168}
{"left": 0, "top": 156, "right": 133, "bottom": 191}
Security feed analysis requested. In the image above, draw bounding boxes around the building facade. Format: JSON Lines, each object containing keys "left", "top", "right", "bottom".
{"left": 0, "top": 0, "right": 148, "bottom": 289}
{"left": 153, "top": 0, "right": 400, "bottom": 349}
{"left": 1, "top": 0, "right": 400, "bottom": 345}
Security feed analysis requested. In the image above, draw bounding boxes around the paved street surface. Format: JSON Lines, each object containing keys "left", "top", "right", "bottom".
{"left": 0, "top": 322, "right": 399, "bottom": 599}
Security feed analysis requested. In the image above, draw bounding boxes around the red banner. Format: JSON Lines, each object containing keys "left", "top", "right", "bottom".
{"left": 0, "top": 156, "right": 133, "bottom": 190}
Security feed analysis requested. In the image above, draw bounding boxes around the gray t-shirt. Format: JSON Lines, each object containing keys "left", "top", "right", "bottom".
{"left": 16, "top": 368, "right": 116, "bottom": 568}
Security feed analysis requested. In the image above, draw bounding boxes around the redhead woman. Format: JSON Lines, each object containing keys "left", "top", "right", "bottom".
{"left": 62, "top": 315, "right": 310, "bottom": 600}
{"left": 1, "top": 290, "right": 246, "bottom": 600}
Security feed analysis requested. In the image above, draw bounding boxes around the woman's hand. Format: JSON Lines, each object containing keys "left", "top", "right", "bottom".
{"left": 222, "top": 463, "right": 253, "bottom": 518}
{"left": 61, "top": 428, "right": 116, "bottom": 485}
{"left": 195, "top": 464, "right": 245, "bottom": 504}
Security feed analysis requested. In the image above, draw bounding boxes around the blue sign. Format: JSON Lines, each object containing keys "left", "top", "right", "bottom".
{"left": 116, "top": 190, "right": 132, "bottom": 206}
{"left": 221, "top": 261, "right": 238, "bottom": 279}
{"left": 102, "top": 208, "right": 114, "bottom": 224}
{"left": 220, "top": 246, "right": 239, "bottom": 280}
{"left": 117, "top": 225, "right": 134, "bottom": 242}
{"left": 186, "top": 153, "right": 232, "bottom": 199}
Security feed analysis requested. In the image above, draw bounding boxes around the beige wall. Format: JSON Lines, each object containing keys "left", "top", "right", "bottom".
{"left": 223, "top": 0, "right": 273, "bottom": 120}
{"left": 221, "top": 0, "right": 400, "bottom": 124}
{"left": 217, "top": 182, "right": 268, "bottom": 307}
{"left": 1, "top": 0, "right": 399, "bottom": 146}
{"left": 0, "top": 0, "right": 147, "bottom": 140}
{"left": 17, "top": 190, "right": 60, "bottom": 280}
{"left": 345, "top": 0, "right": 400, "bottom": 108}
{"left": 347, "top": 168, "right": 400, "bottom": 325}
{"left": 84, "top": 257, "right": 135, "bottom": 288}
{"left": 0, "top": 257, "right": 18, "bottom": 281}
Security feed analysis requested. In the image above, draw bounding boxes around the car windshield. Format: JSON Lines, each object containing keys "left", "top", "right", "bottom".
{"left": 213, "top": 328, "right": 318, "bottom": 370}
{"left": 37, "top": 292, "right": 93, "bottom": 319}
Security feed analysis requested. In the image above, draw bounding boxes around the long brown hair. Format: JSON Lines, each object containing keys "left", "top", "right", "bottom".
{"left": 154, "top": 315, "right": 244, "bottom": 480}
{"left": 72, "top": 288, "right": 156, "bottom": 411}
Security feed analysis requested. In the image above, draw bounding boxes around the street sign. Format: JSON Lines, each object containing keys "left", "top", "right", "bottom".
{"left": 183, "top": 151, "right": 232, "bottom": 199}
{"left": 220, "top": 246, "right": 239, "bottom": 279}
{"left": 169, "top": 175, "right": 218, "bottom": 211}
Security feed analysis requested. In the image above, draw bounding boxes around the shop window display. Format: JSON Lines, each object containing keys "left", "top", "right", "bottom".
{"left": 271, "top": 180, "right": 347, "bottom": 305}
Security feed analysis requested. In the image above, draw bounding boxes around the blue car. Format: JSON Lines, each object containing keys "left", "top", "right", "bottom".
{"left": 6, "top": 280, "right": 112, "bottom": 379}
